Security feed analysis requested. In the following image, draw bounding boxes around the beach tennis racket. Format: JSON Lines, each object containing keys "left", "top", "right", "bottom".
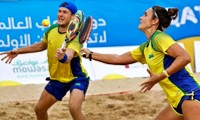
{"left": 80, "top": 16, "right": 95, "bottom": 78}
{"left": 79, "top": 16, "right": 93, "bottom": 44}
{"left": 80, "top": 16, "right": 93, "bottom": 59}
{"left": 61, "top": 10, "right": 84, "bottom": 49}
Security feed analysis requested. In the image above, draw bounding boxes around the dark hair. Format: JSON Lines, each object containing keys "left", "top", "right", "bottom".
{"left": 152, "top": 6, "right": 178, "bottom": 31}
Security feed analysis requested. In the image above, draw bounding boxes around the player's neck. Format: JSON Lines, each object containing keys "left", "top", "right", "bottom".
{"left": 144, "top": 29, "right": 157, "bottom": 41}
{"left": 58, "top": 26, "right": 67, "bottom": 33}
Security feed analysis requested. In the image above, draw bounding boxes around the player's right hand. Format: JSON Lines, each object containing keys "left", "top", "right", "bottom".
{"left": 0, "top": 49, "right": 19, "bottom": 64}
{"left": 55, "top": 48, "right": 66, "bottom": 60}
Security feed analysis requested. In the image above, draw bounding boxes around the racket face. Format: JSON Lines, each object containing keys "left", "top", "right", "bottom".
{"left": 61, "top": 10, "right": 84, "bottom": 49}
{"left": 79, "top": 16, "right": 93, "bottom": 44}
{"left": 66, "top": 10, "right": 84, "bottom": 41}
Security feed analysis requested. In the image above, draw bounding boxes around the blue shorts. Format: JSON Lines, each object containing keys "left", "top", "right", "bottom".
{"left": 173, "top": 89, "right": 200, "bottom": 115}
{"left": 45, "top": 77, "right": 90, "bottom": 101}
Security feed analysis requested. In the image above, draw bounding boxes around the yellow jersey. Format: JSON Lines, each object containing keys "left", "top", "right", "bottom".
{"left": 42, "top": 24, "right": 89, "bottom": 83}
{"left": 131, "top": 30, "right": 200, "bottom": 107}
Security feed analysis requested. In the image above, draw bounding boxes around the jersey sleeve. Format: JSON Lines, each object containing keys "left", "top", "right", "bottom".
{"left": 130, "top": 45, "right": 146, "bottom": 64}
{"left": 153, "top": 33, "right": 176, "bottom": 54}
{"left": 42, "top": 35, "right": 47, "bottom": 43}
{"left": 41, "top": 30, "right": 48, "bottom": 43}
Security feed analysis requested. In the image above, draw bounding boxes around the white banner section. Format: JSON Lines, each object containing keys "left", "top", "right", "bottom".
{"left": 0, "top": 51, "right": 49, "bottom": 85}
{"left": 0, "top": 43, "right": 195, "bottom": 85}
{"left": 0, "top": 46, "right": 149, "bottom": 85}
{"left": 194, "top": 41, "right": 200, "bottom": 73}
{"left": 0, "top": 42, "right": 194, "bottom": 86}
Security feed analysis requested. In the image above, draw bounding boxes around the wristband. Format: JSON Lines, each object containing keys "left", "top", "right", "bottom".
{"left": 89, "top": 51, "right": 93, "bottom": 61}
{"left": 59, "top": 54, "right": 68, "bottom": 63}
{"left": 163, "top": 70, "right": 170, "bottom": 77}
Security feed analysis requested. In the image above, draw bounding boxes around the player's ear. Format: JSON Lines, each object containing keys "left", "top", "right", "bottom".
{"left": 152, "top": 18, "right": 159, "bottom": 25}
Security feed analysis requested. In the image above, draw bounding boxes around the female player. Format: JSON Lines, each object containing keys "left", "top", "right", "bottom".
{"left": 81, "top": 6, "right": 200, "bottom": 120}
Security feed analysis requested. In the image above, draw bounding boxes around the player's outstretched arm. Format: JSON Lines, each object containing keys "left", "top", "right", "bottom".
{"left": 0, "top": 41, "right": 47, "bottom": 64}
{"left": 81, "top": 48, "right": 137, "bottom": 65}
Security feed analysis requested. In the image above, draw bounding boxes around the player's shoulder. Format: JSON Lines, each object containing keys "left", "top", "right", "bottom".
{"left": 153, "top": 30, "right": 172, "bottom": 40}
{"left": 45, "top": 24, "right": 59, "bottom": 35}
{"left": 151, "top": 30, "right": 175, "bottom": 52}
{"left": 151, "top": 30, "right": 174, "bottom": 44}
{"left": 49, "top": 24, "right": 59, "bottom": 29}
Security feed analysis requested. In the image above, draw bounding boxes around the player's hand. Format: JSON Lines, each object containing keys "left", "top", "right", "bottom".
{"left": 81, "top": 48, "right": 91, "bottom": 58}
{"left": 140, "top": 69, "right": 161, "bottom": 92}
{"left": 0, "top": 49, "right": 19, "bottom": 64}
{"left": 55, "top": 48, "right": 66, "bottom": 60}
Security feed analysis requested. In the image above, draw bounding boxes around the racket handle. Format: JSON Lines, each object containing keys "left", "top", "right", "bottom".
{"left": 83, "top": 42, "right": 88, "bottom": 48}
{"left": 61, "top": 42, "right": 67, "bottom": 49}
{"left": 82, "top": 42, "right": 87, "bottom": 58}
{"left": 61, "top": 37, "right": 69, "bottom": 49}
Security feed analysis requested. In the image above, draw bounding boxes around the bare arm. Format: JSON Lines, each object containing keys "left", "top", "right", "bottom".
{"left": 165, "top": 43, "right": 191, "bottom": 75}
{"left": 81, "top": 48, "right": 137, "bottom": 65}
{"left": 16, "top": 41, "right": 47, "bottom": 54}
{"left": 0, "top": 41, "right": 47, "bottom": 64}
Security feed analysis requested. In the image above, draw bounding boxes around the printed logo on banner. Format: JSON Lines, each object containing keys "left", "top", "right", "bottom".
{"left": 12, "top": 59, "right": 48, "bottom": 79}
{"left": 0, "top": 51, "right": 49, "bottom": 84}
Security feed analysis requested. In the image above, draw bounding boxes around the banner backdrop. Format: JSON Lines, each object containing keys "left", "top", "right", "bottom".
{"left": 0, "top": 0, "right": 199, "bottom": 50}
{"left": 0, "top": 0, "right": 200, "bottom": 85}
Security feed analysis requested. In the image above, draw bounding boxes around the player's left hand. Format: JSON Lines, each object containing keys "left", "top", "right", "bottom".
{"left": 140, "top": 69, "right": 161, "bottom": 92}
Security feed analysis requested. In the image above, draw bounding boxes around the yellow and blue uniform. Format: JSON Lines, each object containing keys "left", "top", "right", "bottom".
{"left": 131, "top": 30, "right": 200, "bottom": 114}
{"left": 42, "top": 24, "right": 89, "bottom": 83}
{"left": 42, "top": 24, "right": 90, "bottom": 100}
